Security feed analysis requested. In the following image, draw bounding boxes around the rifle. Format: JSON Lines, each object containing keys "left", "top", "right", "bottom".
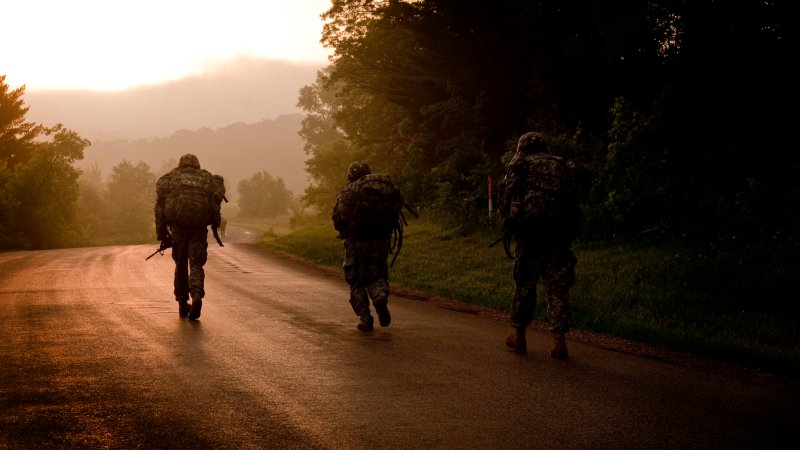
{"left": 388, "top": 199, "right": 420, "bottom": 268}
{"left": 145, "top": 237, "right": 172, "bottom": 261}
{"left": 211, "top": 195, "right": 229, "bottom": 247}
{"left": 488, "top": 233, "right": 506, "bottom": 248}
{"left": 212, "top": 226, "right": 224, "bottom": 247}
{"left": 488, "top": 228, "right": 514, "bottom": 260}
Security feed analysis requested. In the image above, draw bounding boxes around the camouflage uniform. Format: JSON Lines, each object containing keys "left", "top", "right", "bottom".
{"left": 499, "top": 132, "right": 582, "bottom": 356}
{"left": 511, "top": 236, "right": 576, "bottom": 334}
{"left": 342, "top": 238, "right": 390, "bottom": 325}
{"left": 332, "top": 161, "right": 393, "bottom": 330}
{"left": 167, "top": 226, "right": 209, "bottom": 302}
{"left": 154, "top": 154, "right": 217, "bottom": 315}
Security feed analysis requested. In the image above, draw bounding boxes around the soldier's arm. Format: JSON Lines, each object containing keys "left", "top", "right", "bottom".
{"left": 154, "top": 176, "right": 169, "bottom": 240}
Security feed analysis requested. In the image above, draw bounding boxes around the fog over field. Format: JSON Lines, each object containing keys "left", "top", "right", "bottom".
{"left": 23, "top": 58, "right": 323, "bottom": 196}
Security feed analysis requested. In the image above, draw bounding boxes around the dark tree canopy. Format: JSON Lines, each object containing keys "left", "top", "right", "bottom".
{"left": 299, "top": 0, "right": 797, "bottom": 244}
{"left": 0, "top": 75, "right": 40, "bottom": 169}
{"left": 0, "top": 76, "right": 92, "bottom": 249}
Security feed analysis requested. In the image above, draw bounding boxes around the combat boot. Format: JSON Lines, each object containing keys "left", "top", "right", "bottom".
{"left": 188, "top": 293, "right": 203, "bottom": 320}
{"left": 178, "top": 300, "right": 190, "bottom": 318}
{"left": 505, "top": 326, "right": 527, "bottom": 354}
{"left": 375, "top": 302, "right": 391, "bottom": 327}
{"left": 357, "top": 315, "right": 374, "bottom": 332}
{"left": 550, "top": 332, "right": 568, "bottom": 359}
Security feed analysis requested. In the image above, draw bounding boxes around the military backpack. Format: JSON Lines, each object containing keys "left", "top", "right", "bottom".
{"left": 500, "top": 153, "right": 572, "bottom": 233}
{"left": 334, "top": 174, "right": 404, "bottom": 238}
{"left": 334, "top": 173, "right": 418, "bottom": 266}
{"left": 163, "top": 169, "right": 226, "bottom": 229}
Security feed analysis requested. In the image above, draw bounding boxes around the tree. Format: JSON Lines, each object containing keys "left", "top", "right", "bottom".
{"left": 297, "top": 67, "right": 366, "bottom": 211}
{"left": 315, "top": 1, "right": 615, "bottom": 217}
{"left": 77, "top": 163, "right": 107, "bottom": 239}
{"left": 8, "top": 124, "right": 91, "bottom": 248}
{"left": 0, "top": 160, "right": 20, "bottom": 248}
{"left": 303, "top": 139, "right": 364, "bottom": 211}
{"left": 237, "top": 171, "right": 294, "bottom": 218}
{"left": 0, "top": 75, "right": 40, "bottom": 169}
{"left": 305, "top": 0, "right": 796, "bottom": 243}
{"left": 297, "top": 66, "right": 345, "bottom": 154}
{"left": 589, "top": 1, "right": 798, "bottom": 243}
{"left": 0, "top": 76, "right": 94, "bottom": 249}
{"left": 104, "top": 160, "right": 156, "bottom": 238}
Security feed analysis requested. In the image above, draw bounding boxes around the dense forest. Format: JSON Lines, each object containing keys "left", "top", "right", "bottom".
{"left": 299, "top": 0, "right": 797, "bottom": 253}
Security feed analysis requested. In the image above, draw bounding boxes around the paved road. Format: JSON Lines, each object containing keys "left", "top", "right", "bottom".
{"left": 1, "top": 226, "right": 798, "bottom": 449}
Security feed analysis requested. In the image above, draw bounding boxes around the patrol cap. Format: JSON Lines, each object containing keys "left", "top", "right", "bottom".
{"left": 347, "top": 161, "right": 372, "bottom": 181}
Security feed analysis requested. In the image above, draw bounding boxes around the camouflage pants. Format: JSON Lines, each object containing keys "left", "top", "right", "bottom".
{"left": 171, "top": 226, "right": 208, "bottom": 302}
{"left": 343, "top": 238, "right": 390, "bottom": 321}
{"left": 511, "top": 237, "right": 576, "bottom": 334}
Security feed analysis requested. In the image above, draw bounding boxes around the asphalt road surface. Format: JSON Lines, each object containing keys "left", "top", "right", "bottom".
{"left": 1, "top": 225, "right": 798, "bottom": 449}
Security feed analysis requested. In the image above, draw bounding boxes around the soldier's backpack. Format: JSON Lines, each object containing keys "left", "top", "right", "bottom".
{"left": 501, "top": 153, "right": 572, "bottom": 233}
{"left": 163, "top": 168, "right": 226, "bottom": 229}
{"left": 333, "top": 173, "right": 415, "bottom": 266}
{"left": 335, "top": 174, "right": 403, "bottom": 236}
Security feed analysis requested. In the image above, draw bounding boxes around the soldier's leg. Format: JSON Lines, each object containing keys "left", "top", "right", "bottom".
{"left": 171, "top": 234, "right": 191, "bottom": 318}
{"left": 507, "top": 241, "right": 541, "bottom": 353}
{"left": 542, "top": 250, "right": 576, "bottom": 359}
{"left": 187, "top": 229, "right": 208, "bottom": 320}
{"left": 187, "top": 230, "right": 209, "bottom": 300}
{"left": 171, "top": 235, "right": 190, "bottom": 302}
{"left": 510, "top": 243, "right": 540, "bottom": 329}
{"left": 367, "top": 277, "right": 390, "bottom": 327}
{"left": 344, "top": 261, "right": 373, "bottom": 331}
{"left": 365, "top": 241, "right": 391, "bottom": 327}
{"left": 349, "top": 285, "right": 371, "bottom": 314}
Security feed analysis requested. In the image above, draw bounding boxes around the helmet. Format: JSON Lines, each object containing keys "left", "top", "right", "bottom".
{"left": 516, "top": 132, "right": 546, "bottom": 154}
{"left": 347, "top": 161, "right": 372, "bottom": 181}
{"left": 179, "top": 153, "right": 201, "bottom": 169}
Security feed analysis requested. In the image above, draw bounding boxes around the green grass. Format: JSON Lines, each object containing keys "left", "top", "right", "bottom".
{"left": 227, "top": 215, "right": 296, "bottom": 238}
{"left": 263, "top": 216, "right": 800, "bottom": 377}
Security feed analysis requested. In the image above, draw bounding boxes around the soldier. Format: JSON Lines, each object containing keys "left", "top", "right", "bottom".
{"left": 332, "top": 161, "right": 403, "bottom": 332}
{"left": 154, "top": 153, "right": 225, "bottom": 320}
{"left": 498, "top": 132, "right": 583, "bottom": 358}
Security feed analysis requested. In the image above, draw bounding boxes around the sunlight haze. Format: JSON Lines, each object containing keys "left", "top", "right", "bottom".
{"left": 3, "top": 0, "right": 331, "bottom": 91}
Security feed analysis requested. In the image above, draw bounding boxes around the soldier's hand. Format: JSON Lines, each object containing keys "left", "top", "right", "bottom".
{"left": 157, "top": 228, "right": 169, "bottom": 241}
{"left": 160, "top": 234, "right": 172, "bottom": 250}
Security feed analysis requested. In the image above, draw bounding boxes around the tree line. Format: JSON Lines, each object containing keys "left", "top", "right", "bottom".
{"left": 298, "top": 0, "right": 797, "bottom": 252}
{"left": 0, "top": 75, "right": 295, "bottom": 250}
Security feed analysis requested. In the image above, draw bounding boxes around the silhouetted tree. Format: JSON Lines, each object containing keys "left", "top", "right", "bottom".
{"left": 7, "top": 124, "right": 91, "bottom": 248}
{"left": 0, "top": 75, "right": 40, "bottom": 169}
{"left": 77, "top": 163, "right": 106, "bottom": 239}
{"left": 0, "top": 75, "right": 91, "bottom": 249}
{"left": 237, "top": 171, "right": 294, "bottom": 217}
{"left": 104, "top": 160, "right": 156, "bottom": 238}
{"left": 302, "top": 0, "right": 796, "bottom": 244}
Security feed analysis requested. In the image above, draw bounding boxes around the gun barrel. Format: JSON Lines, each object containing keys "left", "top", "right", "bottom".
{"left": 212, "top": 226, "right": 224, "bottom": 247}
{"left": 488, "top": 235, "right": 505, "bottom": 247}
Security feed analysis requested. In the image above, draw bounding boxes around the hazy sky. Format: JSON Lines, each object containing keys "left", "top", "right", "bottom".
{"left": 3, "top": 0, "right": 332, "bottom": 91}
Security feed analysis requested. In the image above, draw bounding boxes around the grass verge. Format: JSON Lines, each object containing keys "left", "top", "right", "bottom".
{"left": 263, "top": 216, "right": 799, "bottom": 378}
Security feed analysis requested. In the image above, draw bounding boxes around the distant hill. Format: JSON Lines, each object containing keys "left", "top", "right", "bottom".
{"left": 81, "top": 114, "right": 310, "bottom": 198}
{"left": 24, "top": 58, "right": 323, "bottom": 141}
